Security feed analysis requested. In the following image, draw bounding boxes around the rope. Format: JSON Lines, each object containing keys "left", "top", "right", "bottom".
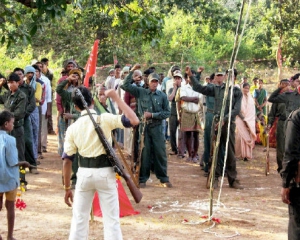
{"left": 148, "top": 199, "right": 250, "bottom": 238}
{"left": 217, "top": 0, "right": 253, "bottom": 206}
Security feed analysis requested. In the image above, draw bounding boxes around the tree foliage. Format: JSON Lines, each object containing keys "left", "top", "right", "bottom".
{"left": 0, "top": 0, "right": 299, "bottom": 77}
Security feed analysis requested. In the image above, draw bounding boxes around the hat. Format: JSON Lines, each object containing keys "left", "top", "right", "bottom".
{"left": 122, "top": 66, "right": 130, "bottom": 73}
{"left": 108, "top": 69, "right": 115, "bottom": 74}
{"left": 173, "top": 70, "right": 182, "bottom": 79}
{"left": 64, "top": 60, "right": 77, "bottom": 69}
{"left": 69, "top": 69, "right": 82, "bottom": 79}
{"left": 24, "top": 65, "right": 36, "bottom": 74}
{"left": 148, "top": 73, "right": 160, "bottom": 82}
{"left": 215, "top": 67, "right": 226, "bottom": 75}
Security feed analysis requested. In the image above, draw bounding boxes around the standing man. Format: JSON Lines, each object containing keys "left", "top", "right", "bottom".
{"left": 267, "top": 79, "right": 290, "bottom": 173}
{"left": 188, "top": 66, "right": 243, "bottom": 189}
{"left": 202, "top": 73, "right": 216, "bottom": 175}
{"left": 62, "top": 87, "right": 139, "bottom": 240}
{"left": 0, "top": 73, "right": 28, "bottom": 187}
{"left": 41, "top": 58, "right": 55, "bottom": 134}
{"left": 121, "top": 64, "right": 172, "bottom": 188}
{"left": 167, "top": 71, "right": 182, "bottom": 156}
{"left": 281, "top": 108, "right": 300, "bottom": 239}
{"left": 268, "top": 78, "right": 300, "bottom": 118}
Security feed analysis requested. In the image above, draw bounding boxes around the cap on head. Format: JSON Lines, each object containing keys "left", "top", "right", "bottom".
{"left": 173, "top": 70, "right": 182, "bottom": 79}
{"left": 24, "top": 65, "right": 36, "bottom": 75}
{"left": 122, "top": 66, "right": 130, "bottom": 73}
{"left": 148, "top": 73, "right": 160, "bottom": 82}
{"left": 215, "top": 67, "right": 227, "bottom": 76}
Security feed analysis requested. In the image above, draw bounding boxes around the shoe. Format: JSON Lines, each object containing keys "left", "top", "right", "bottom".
{"left": 192, "top": 157, "right": 198, "bottom": 163}
{"left": 186, "top": 157, "right": 192, "bottom": 162}
{"left": 177, "top": 154, "right": 185, "bottom": 159}
{"left": 161, "top": 182, "right": 173, "bottom": 188}
{"left": 36, "top": 160, "right": 41, "bottom": 165}
{"left": 42, "top": 148, "right": 47, "bottom": 153}
{"left": 38, "top": 154, "right": 44, "bottom": 159}
{"left": 139, "top": 182, "right": 146, "bottom": 188}
{"left": 230, "top": 180, "right": 244, "bottom": 189}
{"left": 29, "top": 167, "right": 39, "bottom": 174}
{"left": 48, "top": 130, "right": 56, "bottom": 135}
{"left": 243, "top": 157, "right": 248, "bottom": 161}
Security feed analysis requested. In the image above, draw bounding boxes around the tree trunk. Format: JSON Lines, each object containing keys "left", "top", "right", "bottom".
{"left": 276, "top": 35, "right": 283, "bottom": 81}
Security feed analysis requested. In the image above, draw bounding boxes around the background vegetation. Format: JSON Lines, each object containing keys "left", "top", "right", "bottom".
{"left": 0, "top": 0, "right": 299, "bottom": 82}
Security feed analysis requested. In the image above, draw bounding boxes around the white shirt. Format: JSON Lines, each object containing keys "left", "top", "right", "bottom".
{"left": 41, "top": 74, "right": 52, "bottom": 115}
{"left": 180, "top": 83, "right": 202, "bottom": 113}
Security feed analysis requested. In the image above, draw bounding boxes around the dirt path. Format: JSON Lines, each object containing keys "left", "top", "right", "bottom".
{"left": 0, "top": 134, "right": 288, "bottom": 240}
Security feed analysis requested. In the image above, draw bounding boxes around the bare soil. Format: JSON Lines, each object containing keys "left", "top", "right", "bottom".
{"left": 0, "top": 132, "right": 288, "bottom": 240}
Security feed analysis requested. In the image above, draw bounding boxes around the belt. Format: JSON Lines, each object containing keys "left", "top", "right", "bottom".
{"left": 78, "top": 154, "right": 113, "bottom": 168}
{"left": 145, "top": 119, "right": 162, "bottom": 125}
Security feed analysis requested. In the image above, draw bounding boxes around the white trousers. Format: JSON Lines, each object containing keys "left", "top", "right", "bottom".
{"left": 69, "top": 167, "right": 123, "bottom": 240}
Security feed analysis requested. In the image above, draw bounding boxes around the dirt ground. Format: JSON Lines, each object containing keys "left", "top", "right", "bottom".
{"left": 0, "top": 131, "right": 289, "bottom": 240}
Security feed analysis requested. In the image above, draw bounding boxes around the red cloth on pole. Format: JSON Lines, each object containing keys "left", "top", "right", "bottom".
{"left": 83, "top": 39, "right": 99, "bottom": 87}
{"left": 93, "top": 179, "right": 140, "bottom": 218}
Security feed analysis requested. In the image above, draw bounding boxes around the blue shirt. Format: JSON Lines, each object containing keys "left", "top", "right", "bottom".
{"left": 0, "top": 130, "right": 19, "bottom": 192}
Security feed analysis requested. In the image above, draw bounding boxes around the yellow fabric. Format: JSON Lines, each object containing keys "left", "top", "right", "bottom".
{"left": 35, "top": 82, "right": 42, "bottom": 106}
{"left": 249, "top": 85, "right": 258, "bottom": 95}
{"left": 258, "top": 115, "right": 267, "bottom": 147}
{"left": 64, "top": 109, "right": 124, "bottom": 157}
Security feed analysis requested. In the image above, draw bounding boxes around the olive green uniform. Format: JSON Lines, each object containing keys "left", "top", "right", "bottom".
{"left": 121, "top": 72, "right": 171, "bottom": 184}
{"left": 56, "top": 80, "right": 80, "bottom": 185}
{"left": 268, "top": 88, "right": 300, "bottom": 173}
{"left": 19, "top": 82, "right": 37, "bottom": 166}
{"left": 0, "top": 87, "right": 27, "bottom": 184}
{"left": 190, "top": 76, "right": 242, "bottom": 186}
{"left": 268, "top": 102, "right": 286, "bottom": 172}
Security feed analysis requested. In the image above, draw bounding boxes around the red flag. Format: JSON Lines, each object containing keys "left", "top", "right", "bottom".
{"left": 84, "top": 39, "right": 99, "bottom": 87}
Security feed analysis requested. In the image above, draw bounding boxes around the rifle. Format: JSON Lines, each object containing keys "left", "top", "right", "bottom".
{"left": 265, "top": 105, "right": 270, "bottom": 176}
{"left": 134, "top": 117, "right": 146, "bottom": 184}
{"left": 75, "top": 89, "right": 143, "bottom": 203}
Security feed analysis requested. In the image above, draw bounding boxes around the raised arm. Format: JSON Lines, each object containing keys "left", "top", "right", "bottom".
{"left": 268, "top": 88, "right": 288, "bottom": 103}
{"left": 121, "top": 64, "right": 141, "bottom": 98}
{"left": 105, "top": 89, "right": 139, "bottom": 126}
{"left": 186, "top": 66, "right": 215, "bottom": 96}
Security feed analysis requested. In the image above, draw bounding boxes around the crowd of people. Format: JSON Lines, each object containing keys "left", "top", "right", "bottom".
{"left": 1, "top": 59, "right": 300, "bottom": 239}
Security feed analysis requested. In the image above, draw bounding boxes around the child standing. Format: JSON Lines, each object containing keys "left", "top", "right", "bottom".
{"left": 0, "top": 110, "right": 30, "bottom": 240}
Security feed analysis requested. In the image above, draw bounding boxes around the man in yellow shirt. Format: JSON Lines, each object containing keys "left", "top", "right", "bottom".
{"left": 62, "top": 86, "right": 139, "bottom": 240}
